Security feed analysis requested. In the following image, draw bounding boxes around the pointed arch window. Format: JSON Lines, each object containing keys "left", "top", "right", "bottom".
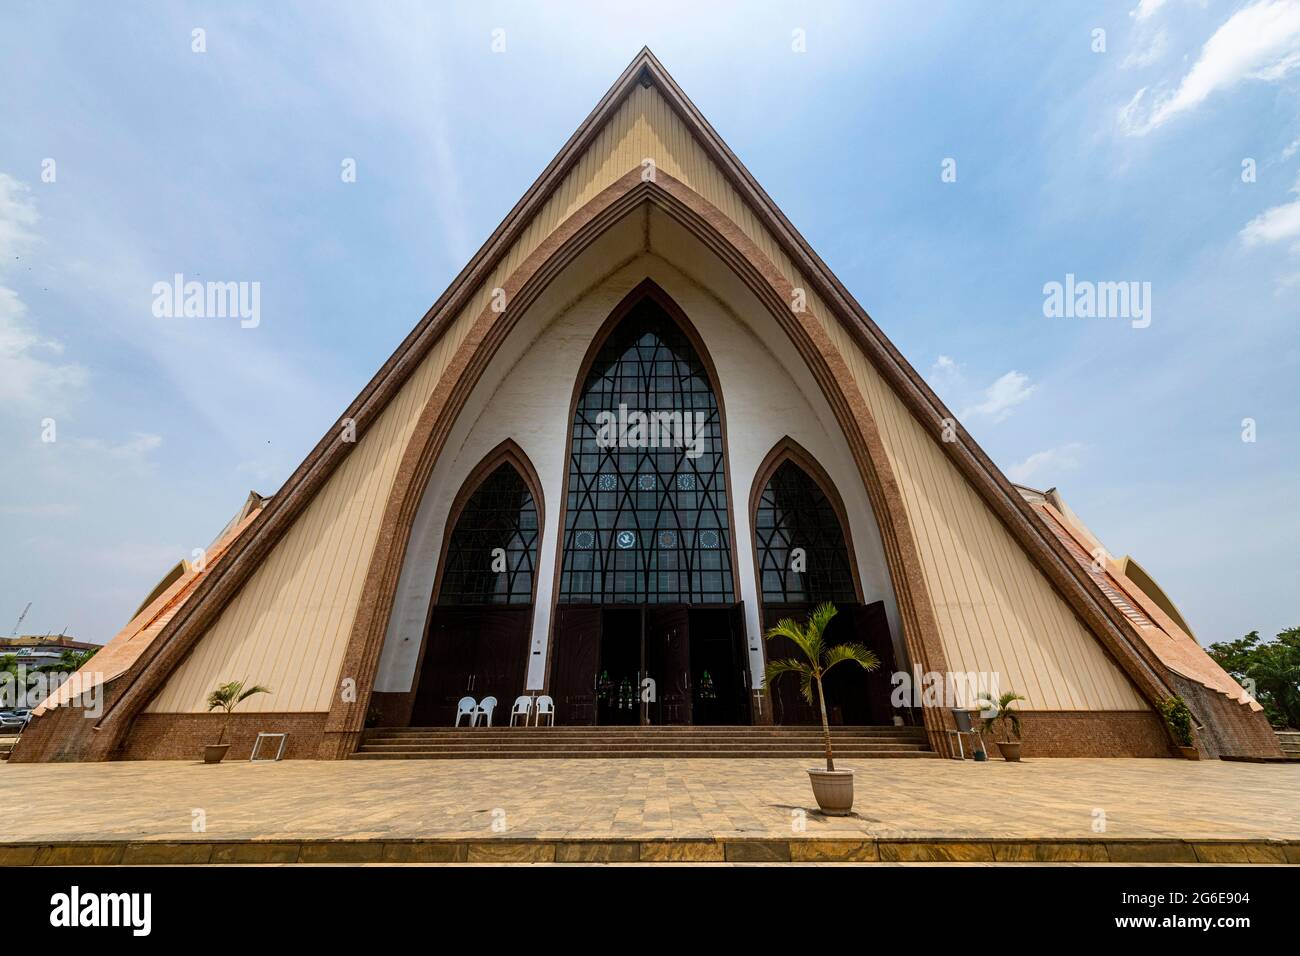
{"left": 436, "top": 463, "right": 539, "bottom": 606}
{"left": 559, "top": 294, "right": 734, "bottom": 604}
{"left": 755, "top": 459, "right": 856, "bottom": 604}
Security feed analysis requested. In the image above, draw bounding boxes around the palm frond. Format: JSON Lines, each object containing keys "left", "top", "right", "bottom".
{"left": 206, "top": 678, "right": 271, "bottom": 713}
{"left": 799, "top": 669, "right": 815, "bottom": 706}
{"left": 821, "top": 643, "right": 880, "bottom": 676}
{"left": 238, "top": 684, "right": 272, "bottom": 704}
{"left": 802, "top": 602, "right": 839, "bottom": 663}
{"left": 974, "top": 689, "right": 1025, "bottom": 741}
{"left": 763, "top": 658, "right": 811, "bottom": 691}
{"left": 764, "top": 618, "right": 820, "bottom": 667}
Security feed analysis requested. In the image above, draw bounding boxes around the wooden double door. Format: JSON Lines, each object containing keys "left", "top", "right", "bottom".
{"left": 410, "top": 606, "right": 532, "bottom": 726}
{"left": 549, "top": 604, "right": 750, "bottom": 726}
{"left": 762, "top": 601, "right": 897, "bottom": 726}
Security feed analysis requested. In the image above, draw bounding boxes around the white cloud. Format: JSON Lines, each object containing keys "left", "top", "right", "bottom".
{"left": 0, "top": 286, "right": 89, "bottom": 413}
{"left": 960, "top": 370, "right": 1036, "bottom": 423}
{"left": 1241, "top": 171, "right": 1300, "bottom": 248}
{"left": 1130, "top": 0, "right": 1170, "bottom": 22}
{"left": 1123, "top": 0, "right": 1300, "bottom": 134}
{"left": 0, "top": 172, "right": 89, "bottom": 413}
{"left": 1241, "top": 197, "right": 1300, "bottom": 245}
{"left": 1282, "top": 138, "right": 1300, "bottom": 160}
{"left": 1123, "top": 29, "right": 1169, "bottom": 69}
{"left": 1007, "top": 443, "right": 1085, "bottom": 484}
{"left": 0, "top": 171, "right": 38, "bottom": 257}
{"left": 928, "top": 354, "right": 963, "bottom": 385}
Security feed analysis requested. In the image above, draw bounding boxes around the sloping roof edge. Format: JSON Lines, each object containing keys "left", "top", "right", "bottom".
{"left": 33, "top": 503, "right": 265, "bottom": 715}
{"left": 1033, "top": 500, "right": 1257, "bottom": 709}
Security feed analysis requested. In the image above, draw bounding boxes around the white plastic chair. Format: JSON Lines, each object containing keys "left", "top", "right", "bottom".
{"left": 533, "top": 695, "right": 555, "bottom": 727}
{"left": 509, "top": 695, "right": 533, "bottom": 726}
{"left": 454, "top": 696, "right": 477, "bottom": 727}
{"left": 476, "top": 696, "right": 498, "bottom": 727}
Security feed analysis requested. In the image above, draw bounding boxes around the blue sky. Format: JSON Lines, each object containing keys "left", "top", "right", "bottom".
{"left": 1, "top": 1, "right": 1296, "bottom": 647}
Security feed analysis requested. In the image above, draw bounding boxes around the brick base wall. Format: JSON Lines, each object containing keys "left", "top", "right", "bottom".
{"left": 974, "top": 710, "right": 1174, "bottom": 758}
{"left": 10, "top": 703, "right": 1255, "bottom": 761}
{"left": 119, "top": 713, "right": 328, "bottom": 760}
{"left": 9, "top": 703, "right": 106, "bottom": 763}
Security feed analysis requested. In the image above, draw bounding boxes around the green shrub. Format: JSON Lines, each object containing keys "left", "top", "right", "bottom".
{"left": 1158, "top": 695, "right": 1194, "bottom": 747}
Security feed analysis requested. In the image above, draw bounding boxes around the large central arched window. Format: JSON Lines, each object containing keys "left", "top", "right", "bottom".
{"left": 558, "top": 288, "right": 734, "bottom": 605}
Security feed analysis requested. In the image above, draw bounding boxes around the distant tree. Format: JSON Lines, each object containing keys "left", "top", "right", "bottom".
{"left": 1207, "top": 628, "right": 1300, "bottom": 730}
{"left": 34, "top": 647, "right": 98, "bottom": 674}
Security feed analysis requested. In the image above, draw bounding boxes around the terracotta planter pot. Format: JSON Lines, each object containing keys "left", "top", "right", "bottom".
{"left": 807, "top": 768, "right": 854, "bottom": 815}
{"left": 1178, "top": 745, "right": 1200, "bottom": 760}
{"left": 203, "top": 744, "right": 231, "bottom": 764}
{"left": 997, "top": 741, "right": 1022, "bottom": 762}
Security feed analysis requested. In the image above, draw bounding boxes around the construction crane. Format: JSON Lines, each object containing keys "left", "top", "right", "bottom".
{"left": 11, "top": 602, "right": 31, "bottom": 636}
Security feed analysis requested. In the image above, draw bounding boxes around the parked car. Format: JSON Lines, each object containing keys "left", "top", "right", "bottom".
{"left": 0, "top": 712, "right": 26, "bottom": 731}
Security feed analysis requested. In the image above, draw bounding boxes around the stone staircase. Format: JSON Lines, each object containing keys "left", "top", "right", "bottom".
{"left": 351, "top": 724, "right": 935, "bottom": 759}
{"left": 1278, "top": 731, "right": 1300, "bottom": 760}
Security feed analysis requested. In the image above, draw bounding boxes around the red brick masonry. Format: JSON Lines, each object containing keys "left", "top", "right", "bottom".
{"left": 12, "top": 707, "right": 327, "bottom": 762}
{"left": 17, "top": 706, "right": 1177, "bottom": 760}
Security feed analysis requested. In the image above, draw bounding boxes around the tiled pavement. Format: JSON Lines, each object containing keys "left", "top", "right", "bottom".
{"left": 1, "top": 757, "right": 1296, "bottom": 847}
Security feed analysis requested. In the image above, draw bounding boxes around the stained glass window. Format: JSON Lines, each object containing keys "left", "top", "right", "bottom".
{"left": 436, "top": 463, "right": 539, "bottom": 605}
{"left": 559, "top": 298, "right": 734, "bottom": 604}
{"left": 755, "top": 459, "right": 856, "bottom": 604}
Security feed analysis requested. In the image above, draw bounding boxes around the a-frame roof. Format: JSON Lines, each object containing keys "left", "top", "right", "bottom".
{"left": 84, "top": 47, "right": 1189, "bottom": 739}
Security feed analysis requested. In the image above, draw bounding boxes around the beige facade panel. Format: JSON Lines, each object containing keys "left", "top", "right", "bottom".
{"left": 832, "top": 328, "right": 1147, "bottom": 711}
{"left": 146, "top": 326, "right": 468, "bottom": 713}
{"left": 147, "top": 82, "right": 1146, "bottom": 714}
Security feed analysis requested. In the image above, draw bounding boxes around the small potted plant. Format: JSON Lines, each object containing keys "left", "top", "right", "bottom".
{"left": 976, "top": 690, "right": 1026, "bottom": 761}
{"left": 765, "top": 603, "right": 879, "bottom": 816}
{"left": 204, "top": 678, "right": 271, "bottom": 763}
{"left": 1159, "top": 695, "right": 1199, "bottom": 759}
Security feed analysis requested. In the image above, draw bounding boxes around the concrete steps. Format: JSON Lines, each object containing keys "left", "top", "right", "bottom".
{"left": 1278, "top": 731, "right": 1300, "bottom": 760}
{"left": 351, "top": 724, "right": 936, "bottom": 759}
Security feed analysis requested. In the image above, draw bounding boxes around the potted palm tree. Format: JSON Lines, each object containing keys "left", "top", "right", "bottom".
{"left": 204, "top": 679, "right": 271, "bottom": 763}
{"left": 976, "top": 690, "right": 1026, "bottom": 761}
{"left": 764, "top": 603, "right": 879, "bottom": 816}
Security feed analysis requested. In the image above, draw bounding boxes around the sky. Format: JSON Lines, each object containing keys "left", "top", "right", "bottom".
{"left": 1, "top": 0, "right": 1296, "bottom": 648}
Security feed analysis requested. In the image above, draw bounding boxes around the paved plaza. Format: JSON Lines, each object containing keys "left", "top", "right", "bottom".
{"left": 1, "top": 757, "right": 1296, "bottom": 854}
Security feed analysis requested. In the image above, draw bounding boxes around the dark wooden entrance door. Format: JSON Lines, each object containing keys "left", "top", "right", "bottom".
{"left": 548, "top": 603, "right": 752, "bottom": 725}
{"left": 411, "top": 606, "right": 531, "bottom": 725}
{"left": 687, "top": 606, "right": 750, "bottom": 724}
{"left": 645, "top": 606, "right": 690, "bottom": 725}
{"left": 550, "top": 606, "right": 600, "bottom": 725}
{"left": 763, "top": 601, "right": 896, "bottom": 726}
{"left": 597, "top": 608, "right": 641, "bottom": 725}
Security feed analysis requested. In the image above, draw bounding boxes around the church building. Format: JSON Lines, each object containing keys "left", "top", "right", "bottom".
{"left": 17, "top": 50, "right": 1279, "bottom": 763}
